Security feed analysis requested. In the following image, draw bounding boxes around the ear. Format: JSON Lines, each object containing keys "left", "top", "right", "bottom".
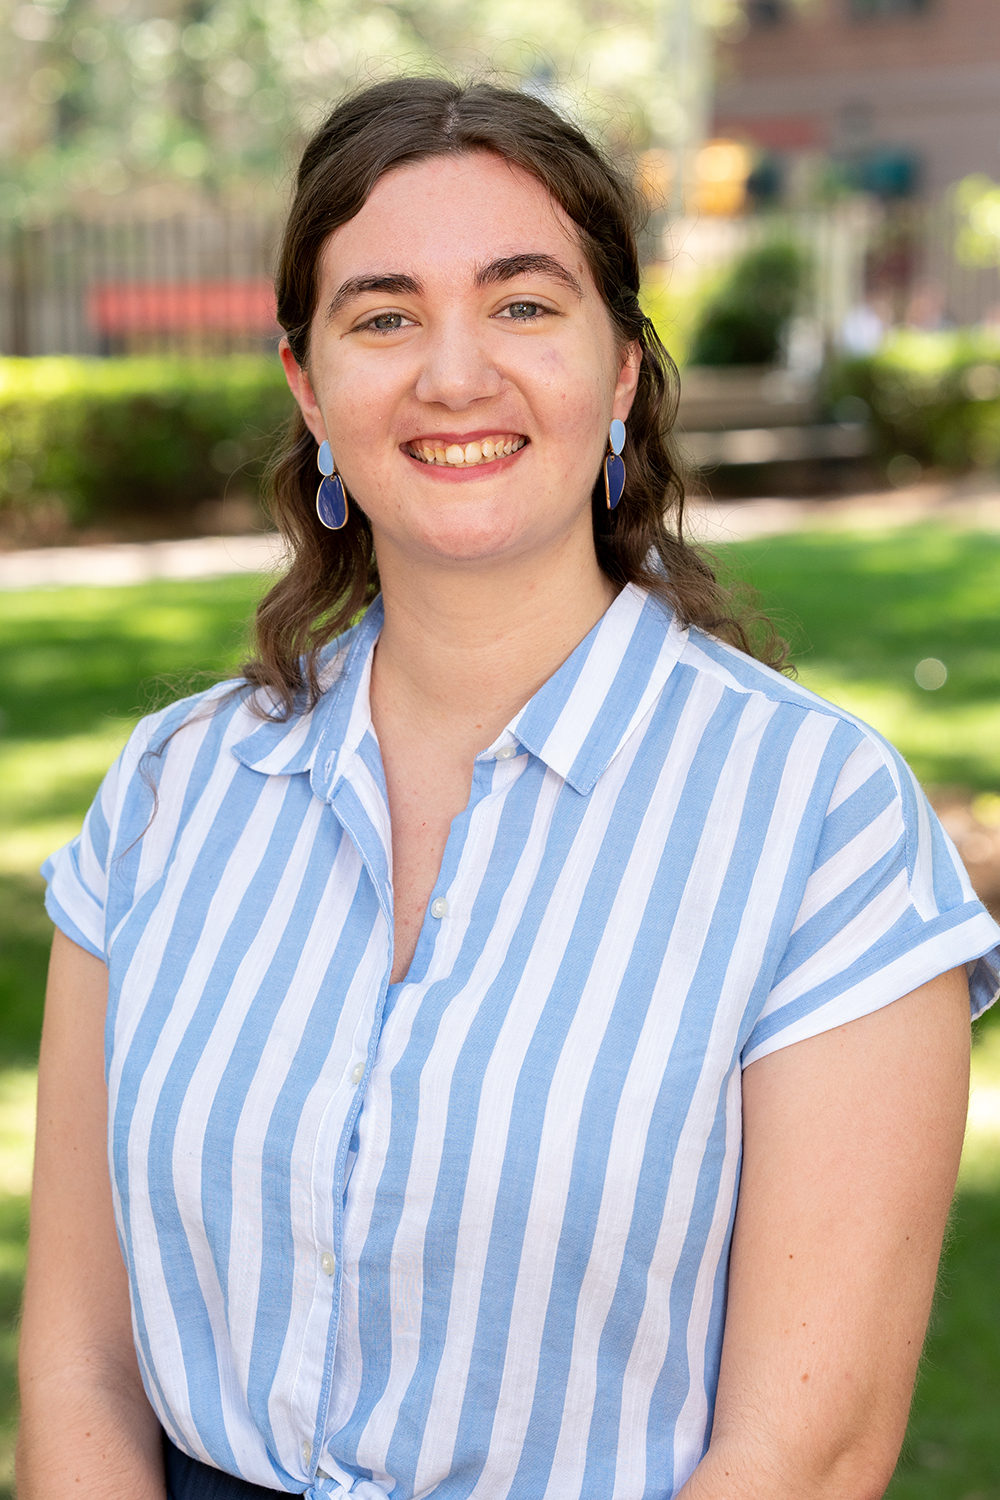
{"left": 279, "top": 338, "right": 328, "bottom": 446}
{"left": 612, "top": 340, "right": 642, "bottom": 422}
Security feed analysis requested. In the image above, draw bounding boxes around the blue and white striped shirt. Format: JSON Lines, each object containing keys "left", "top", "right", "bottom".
{"left": 44, "top": 583, "right": 999, "bottom": 1500}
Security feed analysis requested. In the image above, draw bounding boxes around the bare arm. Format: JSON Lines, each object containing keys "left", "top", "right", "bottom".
{"left": 678, "top": 967, "right": 971, "bottom": 1500}
{"left": 17, "top": 929, "right": 165, "bottom": 1500}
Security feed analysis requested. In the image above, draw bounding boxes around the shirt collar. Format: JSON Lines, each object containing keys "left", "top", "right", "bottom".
{"left": 231, "top": 584, "right": 686, "bottom": 798}
{"left": 505, "top": 583, "right": 687, "bottom": 793}
{"left": 230, "top": 598, "right": 385, "bottom": 787}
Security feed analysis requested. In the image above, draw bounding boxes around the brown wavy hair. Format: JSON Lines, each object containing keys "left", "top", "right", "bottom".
{"left": 245, "top": 76, "right": 787, "bottom": 712}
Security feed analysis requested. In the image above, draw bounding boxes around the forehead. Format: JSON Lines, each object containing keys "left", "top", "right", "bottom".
{"left": 318, "top": 151, "right": 592, "bottom": 290}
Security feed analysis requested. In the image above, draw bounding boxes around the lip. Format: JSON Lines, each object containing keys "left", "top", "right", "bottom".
{"left": 402, "top": 429, "right": 527, "bottom": 446}
{"left": 400, "top": 430, "right": 529, "bottom": 479}
{"left": 401, "top": 442, "right": 528, "bottom": 481}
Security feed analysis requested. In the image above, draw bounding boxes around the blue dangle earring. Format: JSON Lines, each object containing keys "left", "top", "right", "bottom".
{"left": 604, "top": 419, "right": 626, "bottom": 510}
{"left": 316, "top": 439, "right": 348, "bottom": 530}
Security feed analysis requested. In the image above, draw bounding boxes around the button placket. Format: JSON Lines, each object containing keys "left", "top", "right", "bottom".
{"left": 311, "top": 964, "right": 387, "bottom": 1472}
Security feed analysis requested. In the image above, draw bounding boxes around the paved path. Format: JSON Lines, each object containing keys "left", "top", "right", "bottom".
{"left": 2, "top": 477, "right": 1000, "bottom": 590}
{"left": 687, "top": 475, "right": 1000, "bottom": 545}
{"left": 0, "top": 532, "right": 285, "bottom": 590}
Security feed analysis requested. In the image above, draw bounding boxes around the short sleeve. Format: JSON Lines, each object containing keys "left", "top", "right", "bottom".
{"left": 40, "top": 711, "right": 162, "bottom": 961}
{"left": 744, "top": 732, "right": 1000, "bottom": 1066}
{"left": 40, "top": 690, "right": 208, "bottom": 960}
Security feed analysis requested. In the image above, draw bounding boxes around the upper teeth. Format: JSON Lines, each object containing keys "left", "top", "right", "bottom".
{"left": 409, "top": 436, "right": 526, "bottom": 466}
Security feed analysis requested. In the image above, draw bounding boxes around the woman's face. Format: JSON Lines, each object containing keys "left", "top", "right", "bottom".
{"left": 281, "top": 150, "right": 640, "bottom": 571}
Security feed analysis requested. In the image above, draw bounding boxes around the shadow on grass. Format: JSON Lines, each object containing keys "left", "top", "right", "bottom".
{"left": 0, "top": 875, "right": 49, "bottom": 1067}
{"left": 0, "top": 575, "right": 269, "bottom": 1069}
{"left": 0, "top": 574, "right": 265, "bottom": 741}
{"left": 0, "top": 1195, "right": 27, "bottom": 1500}
{"left": 888, "top": 1182, "right": 1000, "bottom": 1498}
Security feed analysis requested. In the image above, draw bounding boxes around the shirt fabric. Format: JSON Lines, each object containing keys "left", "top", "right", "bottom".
{"left": 44, "top": 582, "right": 1000, "bottom": 1500}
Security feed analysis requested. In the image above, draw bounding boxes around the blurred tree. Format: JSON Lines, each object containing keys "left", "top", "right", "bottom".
{"left": 0, "top": 0, "right": 746, "bottom": 223}
{"left": 954, "top": 174, "right": 1000, "bottom": 269}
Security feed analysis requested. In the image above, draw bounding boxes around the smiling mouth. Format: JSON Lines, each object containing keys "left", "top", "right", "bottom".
{"left": 404, "top": 435, "right": 527, "bottom": 467}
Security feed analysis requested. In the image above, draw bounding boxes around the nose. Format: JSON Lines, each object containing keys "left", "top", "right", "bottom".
{"left": 413, "top": 315, "right": 503, "bottom": 410}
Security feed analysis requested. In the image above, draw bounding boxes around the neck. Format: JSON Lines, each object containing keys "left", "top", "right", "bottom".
{"left": 370, "top": 531, "right": 618, "bottom": 747}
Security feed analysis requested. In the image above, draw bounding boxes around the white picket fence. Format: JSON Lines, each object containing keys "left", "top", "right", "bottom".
{"left": 663, "top": 196, "right": 1000, "bottom": 353}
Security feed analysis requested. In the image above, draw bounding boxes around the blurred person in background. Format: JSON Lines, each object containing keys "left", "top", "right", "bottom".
{"left": 17, "top": 77, "right": 1000, "bottom": 1500}
{"left": 840, "top": 298, "right": 888, "bottom": 356}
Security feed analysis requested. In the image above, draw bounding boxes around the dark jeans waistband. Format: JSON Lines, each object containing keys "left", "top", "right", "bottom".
{"left": 163, "top": 1434, "right": 304, "bottom": 1500}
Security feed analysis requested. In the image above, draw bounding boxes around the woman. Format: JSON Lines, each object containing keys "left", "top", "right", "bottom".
{"left": 18, "top": 77, "right": 1000, "bottom": 1500}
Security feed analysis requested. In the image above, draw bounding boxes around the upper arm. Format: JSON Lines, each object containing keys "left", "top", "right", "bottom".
{"left": 20, "top": 929, "right": 135, "bottom": 1380}
{"left": 709, "top": 968, "right": 970, "bottom": 1494}
{"left": 18, "top": 931, "right": 164, "bottom": 1500}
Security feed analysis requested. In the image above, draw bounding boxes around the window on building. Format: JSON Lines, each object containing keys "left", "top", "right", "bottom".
{"left": 747, "top": 0, "right": 788, "bottom": 25}
{"left": 849, "top": 0, "right": 929, "bottom": 18}
{"left": 847, "top": 148, "right": 921, "bottom": 197}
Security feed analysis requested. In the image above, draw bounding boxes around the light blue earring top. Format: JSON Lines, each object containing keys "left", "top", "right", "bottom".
{"left": 609, "top": 419, "right": 626, "bottom": 455}
{"left": 317, "top": 439, "right": 334, "bottom": 476}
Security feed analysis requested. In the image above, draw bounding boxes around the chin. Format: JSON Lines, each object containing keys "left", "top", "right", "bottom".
{"left": 399, "top": 503, "right": 542, "bottom": 565}
{"left": 418, "top": 527, "right": 529, "bottom": 566}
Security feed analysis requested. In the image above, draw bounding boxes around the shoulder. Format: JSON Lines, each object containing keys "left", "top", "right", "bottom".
{"left": 124, "top": 621, "right": 362, "bottom": 775}
{"left": 116, "top": 676, "right": 258, "bottom": 779}
{"left": 677, "top": 622, "right": 910, "bottom": 798}
{"left": 673, "top": 626, "right": 977, "bottom": 933}
{"left": 681, "top": 622, "right": 863, "bottom": 726}
{"left": 100, "top": 619, "right": 374, "bottom": 832}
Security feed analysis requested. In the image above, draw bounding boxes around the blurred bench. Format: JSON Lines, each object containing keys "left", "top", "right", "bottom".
{"left": 681, "top": 423, "right": 871, "bottom": 467}
{"left": 676, "top": 365, "right": 872, "bottom": 469}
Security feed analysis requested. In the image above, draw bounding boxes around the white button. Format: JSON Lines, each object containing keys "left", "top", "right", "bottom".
{"left": 302, "top": 1441, "right": 312, "bottom": 1465}
{"left": 430, "top": 897, "right": 448, "bottom": 919}
{"left": 351, "top": 1062, "right": 365, "bottom": 1085}
{"left": 495, "top": 744, "right": 517, "bottom": 760}
{"left": 320, "top": 1250, "right": 336, "bottom": 1276}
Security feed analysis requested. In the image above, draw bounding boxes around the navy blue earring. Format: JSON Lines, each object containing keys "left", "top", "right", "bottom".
{"left": 316, "top": 440, "right": 348, "bottom": 530}
{"left": 604, "top": 420, "right": 626, "bottom": 510}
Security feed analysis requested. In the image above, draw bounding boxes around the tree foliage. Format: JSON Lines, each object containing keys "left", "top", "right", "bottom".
{"left": 954, "top": 175, "right": 1000, "bottom": 270}
{"left": 0, "top": 0, "right": 680, "bottom": 220}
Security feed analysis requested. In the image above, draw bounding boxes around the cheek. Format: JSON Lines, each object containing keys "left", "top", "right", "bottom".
{"left": 317, "top": 363, "right": 392, "bottom": 448}
{"left": 534, "top": 348, "right": 609, "bottom": 444}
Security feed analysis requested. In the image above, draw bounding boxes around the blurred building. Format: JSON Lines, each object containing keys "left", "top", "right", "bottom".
{"left": 714, "top": 0, "right": 1000, "bottom": 207}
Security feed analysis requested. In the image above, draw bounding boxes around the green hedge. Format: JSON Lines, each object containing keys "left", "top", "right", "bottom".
{"left": 0, "top": 356, "right": 293, "bottom": 531}
{"left": 688, "top": 241, "right": 809, "bottom": 368}
{"left": 828, "top": 330, "right": 1000, "bottom": 471}
{"left": 5, "top": 337, "right": 1000, "bottom": 537}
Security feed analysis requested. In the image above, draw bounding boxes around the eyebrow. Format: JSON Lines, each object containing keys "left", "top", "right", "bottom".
{"left": 325, "top": 253, "right": 584, "bottom": 322}
{"left": 325, "top": 274, "right": 422, "bottom": 322}
{"left": 475, "top": 254, "right": 584, "bottom": 298}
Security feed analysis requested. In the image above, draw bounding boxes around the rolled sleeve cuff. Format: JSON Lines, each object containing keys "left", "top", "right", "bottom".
{"left": 41, "top": 846, "right": 107, "bottom": 961}
{"left": 744, "top": 907, "right": 1000, "bottom": 1067}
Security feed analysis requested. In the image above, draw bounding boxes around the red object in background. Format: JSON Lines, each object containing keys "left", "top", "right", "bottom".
{"left": 88, "top": 279, "right": 278, "bottom": 334}
{"left": 712, "top": 116, "right": 827, "bottom": 152}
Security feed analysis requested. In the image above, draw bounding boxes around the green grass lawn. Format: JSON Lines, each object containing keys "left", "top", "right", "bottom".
{"left": 722, "top": 522, "right": 1000, "bottom": 791}
{"left": 0, "top": 572, "right": 267, "bottom": 1493}
{"left": 0, "top": 574, "right": 266, "bottom": 1066}
{"left": 731, "top": 521, "right": 1000, "bottom": 1499}
{"left": 0, "top": 522, "right": 998, "bottom": 1496}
